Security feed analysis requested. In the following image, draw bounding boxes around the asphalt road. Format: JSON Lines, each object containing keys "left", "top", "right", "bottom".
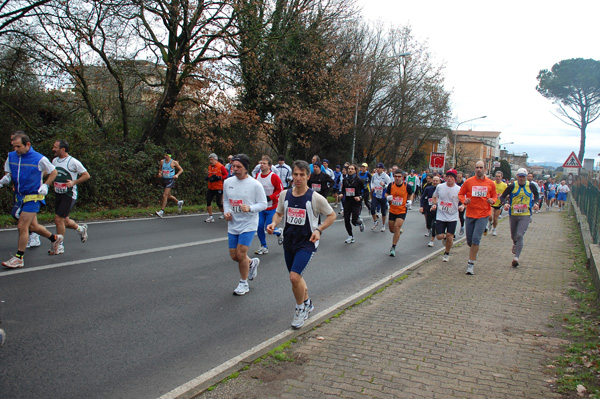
{"left": 0, "top": 206, "right": 452, "bottom": 398}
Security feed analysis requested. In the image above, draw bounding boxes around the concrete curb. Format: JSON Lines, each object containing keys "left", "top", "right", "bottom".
{"left": 159, "top": 236, "right": 466, "bottom": 399}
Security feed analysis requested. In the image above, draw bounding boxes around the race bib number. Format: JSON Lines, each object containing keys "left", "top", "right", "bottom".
{"left": 287, "top": 208, "right": 307, "bottom": 225}
{"left": 440, "top": 200, "right": 453, "bottom": 212}
{"left": 428, "top": 198, "right": 433, "bottom": 206}
{"left": 472, "top": 186, "right": 488, "bottom": 197}
{"left": 54, "top": 182, "right": 68, "bottom": 194}
{"left": 408, "top": 181, "right": 414, "bottom": 186}
{"left": 229, "top": 199, "right": 243, "bottom": 212}
{"left": 373, "top": 186, "right": 383, "bottom": 196}
{"left": 345, "top": 188, "right": 355, "bottom": 197}
{"left": 311, "top": 183, "right": 321, "bottom": 192}
{"left": 392, "top": 197, "right": 403, "bottom": 206}
{"left": 162, "top": 170, "right": 170, "bottom": 176}
{"left": 513, "top": 204, "right": 528, "bottom": 214}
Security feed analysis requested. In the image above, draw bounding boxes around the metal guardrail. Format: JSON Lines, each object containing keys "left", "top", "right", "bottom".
{"left": 572, "top": 179, "right": 600, "bottom": 244}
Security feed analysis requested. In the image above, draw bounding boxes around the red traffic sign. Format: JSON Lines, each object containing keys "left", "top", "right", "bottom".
{"left": 562, "top": 151, "right": 582, "bottom": 168}
{"left": 429, "top": 152, "right": 445, "bottom": 169}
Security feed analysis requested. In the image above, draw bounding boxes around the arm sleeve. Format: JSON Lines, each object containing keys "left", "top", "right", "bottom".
{"left": 271, "top": 173, "right": 283, "bottom": 198}
{"left": 458, "top": 181, "right": 467, "bottom": 203}
{"left": 499, "top": 183, "right": 515, "bottom": 203}
{"left": 250, "top": 183, "right": 268, "bottom": 213}
{"left": 312, "top": 191, "right": 334, "bottom": 216}
{"left": 39, "top": 157, "right": 55, "bottom": 174}
{"left": 530, "top": 184, "right": 539, "bottom": 202}
{"left": 221, "top": 165, "right": 228, "bottom": 178}
{"left": 223, "top": 187, "right": 231, "bottom": 213}
{"left": 4, "top": 158, "right": 10, "bottom": 173}
{"left": 386, "top": 184, "right": 392, "bottom": 195}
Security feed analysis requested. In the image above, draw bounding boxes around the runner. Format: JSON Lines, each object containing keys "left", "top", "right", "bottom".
{"left": 458, "top": 160, "right": 497, "bottom": 275}
{"left": 1, "top": 132, "right": 62, "bottom": 268}
{"left": 432, "top": 169, "right": 464, "bottom": 262}
{"left": 546, "top": 178, "right": 556, "bottom": 210}
{"left": 370, "top": 162, "right": 392, "bottom": 232}
{"left": 487, "top": 171, "right": 507, "bottom": 237}
{"left": 537, "top": 180, "right": 545, "bottom": 212}
{"left": 267, "top": 160, "right": 336, "bottom": 329}
{"left": 499, "top": 168, "right": 539, "bottom": 267}
{"left": 274, "top": 155, "right": 293, "bottom": 189}
{"left": 253, "top": 155, "right": 283, "bottom": 254}
{"left": 50, "top": 140, "right": 90, "bottom": 254}
{"left": 358, "top": 163, "right": 372, "bottom": 211}
{"left": 456, "top": 171, "right": 466, "bottom": 235}
{"left": 386, "top": 169, "right": 413, "bottom": 257}
{"left": 322, "top": 159, "right": 335, "bottom": 180}
{"left": 341, "top": 164, "right": 365, "bottom": 243}
{"left": 556, "top": 180, "right": 570, "bottom": 211}
{"left": 420, "top": 175, "right": 439, "bottom": 247}
{"left": 223, "top": 154, "right": 267, "bottom": 295}
{"left": 406, "top": 171, "right": 418, "bottom": 209}
{"left": 307, "top": 161, "right": 334, "bottom": 200}
{"left": 156, "top": 149, "right": 183, "bottom": 218}
{"left": 332, "top": 165, "right": 342, "bottom": 208}
{"left": 205, "top": 153, "right": 228, "bottom": 222}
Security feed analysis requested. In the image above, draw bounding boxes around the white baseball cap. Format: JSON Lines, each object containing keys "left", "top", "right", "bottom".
{"left": 516, "top": 168, "right": 528, "bottom": 176}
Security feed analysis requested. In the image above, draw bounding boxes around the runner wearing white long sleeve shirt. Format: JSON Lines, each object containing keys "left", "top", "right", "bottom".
{"left": 223, "top": 154, "right": 268, "bottom": 295}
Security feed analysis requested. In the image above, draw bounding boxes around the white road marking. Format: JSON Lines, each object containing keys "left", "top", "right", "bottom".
{"left": 0, "top": 237, "right": 227, "bottom": 277}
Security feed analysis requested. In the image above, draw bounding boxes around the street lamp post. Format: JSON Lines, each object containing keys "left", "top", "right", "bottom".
{"left": 351, "top": 52, "right": 411, "bottom": 165}
{"left": 451, "top": 115, "right": 487, "bottom": 168}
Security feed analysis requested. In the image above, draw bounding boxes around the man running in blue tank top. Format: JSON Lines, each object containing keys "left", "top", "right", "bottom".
{"left": 267, "top": 160, "right": 336, "bottom": 329}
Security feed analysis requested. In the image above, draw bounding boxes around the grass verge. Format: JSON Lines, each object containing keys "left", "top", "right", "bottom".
{"left": 551, "top": 213, "right": 600, "bottom": 398}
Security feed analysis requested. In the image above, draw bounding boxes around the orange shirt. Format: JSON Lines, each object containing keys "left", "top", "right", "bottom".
{"left": 458, "top": 176, "right": 497, "bottom": 219}
{"left": 208, "top": 162, "right": 228, "bottom": 190}
{"left": 388, "top": 182, "right": 409, "bottom": 215}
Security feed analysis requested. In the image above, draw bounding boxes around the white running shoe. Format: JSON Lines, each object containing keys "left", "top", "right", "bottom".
{"left": 218, "top": 215, "right": 225, "bottom": 219}
{"left": 2, "top": 255, "right": 24, "bottom": 268}
{"left": 205, "top": 216, "right": 214, "bottom": 223}
{"left": 428, "top": 241, "right": 434, "bottom": 247}
{"left": 275, "top": 228, "right": 284, "bottom": 245}
{"left": 459, "top": 226, "right": 464, "bottom": 235}
{"left": 248, "top": 258, "right": 259, "bottom": 280}
{"left": 27, "top": 233, "right": 41, "bottom": 248}
{"left": 381, "top": 225, "right": 386, "bottom": 233}
{"left": 49, "top": 235, "right": 64, "bottom": 255}
{"left": 466, "top": 263, "right": 474, "bottom": 275}
{"left": 371, "top": 219, "right": 380, "bottom": 231}
{"left": 156, "top": 210, "right": 164, "bottom": 218}
{"left": 442, "top": 254, "right": 449, "bottom": 262}
{"left": 79, "top": 224, "right": 88, "bottom": 243}
{"left": 177, "top": 200, "right": 184, "bottom": 213}
{"left": 512, "top": 258, "right": 519, "bottom": 268}
{"left": 358, "top": 218, "right": 365, "bottom": 232}
{"left": 233, "top": 280, "right": 249, "bottom": 295}
{"left": 255, "top": 246, "right": 269, "bottom": 255}
{"left": 344, "top": 236, "right": 355, "bottom": 244}
{"left": 492, "top": 228, "right": 497, "bottom": 236}
{"left": 0, "top": 327, "right": 6, "bottom": 347}
{"left": 291, "top": 306, "right": 310, "bottom": 329}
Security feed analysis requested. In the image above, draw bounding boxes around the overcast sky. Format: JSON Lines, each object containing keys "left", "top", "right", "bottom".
{"left": 357, "top": 0, "right": 600, "bottom": 166}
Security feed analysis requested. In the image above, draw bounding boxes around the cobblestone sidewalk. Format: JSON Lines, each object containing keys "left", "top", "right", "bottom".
{"left": 198, "top": 211, "right": 576, "bottom": 399}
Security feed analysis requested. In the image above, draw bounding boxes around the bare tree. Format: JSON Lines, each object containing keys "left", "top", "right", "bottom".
{"left": 0, "top": 0, "right": 50, "bottom": 36}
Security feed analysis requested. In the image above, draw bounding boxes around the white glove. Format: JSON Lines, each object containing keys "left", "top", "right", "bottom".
{"left": 386, "top": 195, "right": 393, "bottom": 202}
{"left": 38, "top": 184, "right": 49, "bottom": 196}
{"left": 0, "top": 174, "right": 10, "bottom": 187}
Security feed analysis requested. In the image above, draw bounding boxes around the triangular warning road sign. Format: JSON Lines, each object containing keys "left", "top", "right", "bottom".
{"left": 562, "top": 151, "right": 582, "bottom": 168}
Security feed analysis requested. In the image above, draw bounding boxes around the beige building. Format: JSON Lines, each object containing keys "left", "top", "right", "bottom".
{"left": 449, "top": 130, "right": 501, "bottom": 174}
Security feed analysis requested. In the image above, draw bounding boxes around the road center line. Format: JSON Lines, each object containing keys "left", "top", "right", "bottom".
{"left": 0, "top": 237, "right": 227, "bottom": 277}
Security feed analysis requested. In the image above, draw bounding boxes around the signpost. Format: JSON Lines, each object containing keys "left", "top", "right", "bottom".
{"left": 562, "top": 151, "right": 582, "bottom": 182}
{"left": 429, "top": 152, "right": 445, "bottom": 171}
